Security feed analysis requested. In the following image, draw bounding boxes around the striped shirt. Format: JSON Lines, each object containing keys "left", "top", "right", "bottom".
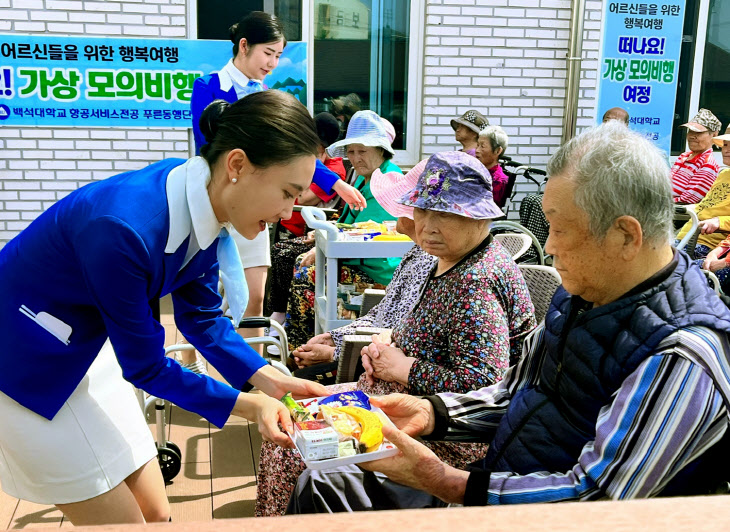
{"left": 670, "top": 148, "right": 719, "bottom": 204}
{"left": 435, "top": 324, "right": 729, "bottom": 504}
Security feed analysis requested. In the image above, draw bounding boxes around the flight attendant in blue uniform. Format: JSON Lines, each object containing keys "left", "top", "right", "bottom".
{"left": 0, "top": 90, "right": 329, "bottom": 526}
{"left": 190, "top": 12, "right": 364, "bottom": 355}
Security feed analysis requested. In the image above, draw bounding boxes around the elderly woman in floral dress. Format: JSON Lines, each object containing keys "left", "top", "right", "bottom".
{"left": 255, "top": 152, "right": 536, "bottom": 516}
{"left": 287, "top": 159, "right": 437, "bottom": 382}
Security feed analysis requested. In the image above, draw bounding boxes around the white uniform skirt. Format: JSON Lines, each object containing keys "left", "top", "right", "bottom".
{"left": 233, "top": 227, "right": 271, "bottom": 269}
{"left": 0, "top": 340, "right": 157, "bottom": 505}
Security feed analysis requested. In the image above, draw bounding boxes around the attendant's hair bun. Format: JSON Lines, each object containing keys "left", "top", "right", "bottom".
{"left": 228, "top": 22, "right": 240, "bottom": 44}
{"left": 199, "top": 100, "right": 230, "bottom": 147}
{"left": 228, "top": 11, "right": 285, "bottom": 57}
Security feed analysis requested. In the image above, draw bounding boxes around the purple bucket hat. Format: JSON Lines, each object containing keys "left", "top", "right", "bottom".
{"left": 396, "top": 151, "right": 504, "bottom": 220}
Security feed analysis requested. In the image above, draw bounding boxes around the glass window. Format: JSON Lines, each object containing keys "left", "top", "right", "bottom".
{"left": 313, "top": 0, "right": 410, "bottom": 150}
{"left": 698, "top": 0, "right": 730, "bottom": 135}
{"left": 196, "top": 0, "right": 412, "bottom": 151}
{"left": 673, "top": 0, "right": 730, "bottom": 155}
{"left": 197, "top": 0, "right": 302, "bottom": 42}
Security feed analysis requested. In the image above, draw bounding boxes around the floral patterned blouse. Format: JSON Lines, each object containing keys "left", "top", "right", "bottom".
{"left": 393, "top": 235, "right": 536, "bottom": 395}
{"left": 329, "top": 245, "right": 437, "bottom": 359}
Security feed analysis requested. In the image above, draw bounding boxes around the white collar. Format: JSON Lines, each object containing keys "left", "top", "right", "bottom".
{"left": 165, "top": 157, "right": 223, "bottom": 254}
{"left": 218, "top": 59, "right": 255, "bottom": 99}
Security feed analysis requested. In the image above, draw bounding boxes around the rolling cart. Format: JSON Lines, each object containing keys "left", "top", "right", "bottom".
{"left": 300, "top": 206, "right": 414, "bottom": 334}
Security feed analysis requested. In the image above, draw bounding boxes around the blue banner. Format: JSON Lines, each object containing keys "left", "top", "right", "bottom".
{"left": 596, "top": 2, "right": 686, "bottom": 154}
{"left": 0, "top": 34, "right": 306, "bottom": 128}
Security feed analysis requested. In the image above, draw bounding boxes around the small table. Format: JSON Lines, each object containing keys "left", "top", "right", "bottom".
{"left": 302, "top": 207, "right": 414, "bottom": 334}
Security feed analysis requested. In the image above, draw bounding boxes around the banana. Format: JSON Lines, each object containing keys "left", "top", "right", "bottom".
{"left": 336, "top": 406, "right": 383, "bottom": 453}
{"left": 320, "top": 404, "right": 362, "bottom": 441}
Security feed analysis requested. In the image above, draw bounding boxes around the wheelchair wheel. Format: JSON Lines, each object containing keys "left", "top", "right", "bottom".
{"left": 165, "top": 440, "right": 181, "bottom": 458}
{"left": 158, "top": 445, "right": 182, "bottom": 483}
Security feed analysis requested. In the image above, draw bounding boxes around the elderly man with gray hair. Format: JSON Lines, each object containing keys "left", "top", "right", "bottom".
{"left": 288, "top": 122, "right": 730, "bottom": 513}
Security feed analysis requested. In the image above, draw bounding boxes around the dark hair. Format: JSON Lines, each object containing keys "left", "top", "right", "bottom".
{"left": 329, "top": 93, "right": 362, "bottom": 121}
{"left": 199, "top": 91, "right": 319, "bottom": 168}
{"left": 229, "top": 11, "right": 286, "bottom": 57}
{"left": 314, "top": 112, "right": 340, "bottom": 148}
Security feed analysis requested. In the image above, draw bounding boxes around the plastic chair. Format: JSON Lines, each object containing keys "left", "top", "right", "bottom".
{"left": 359, "top": 288, "right": 386, "bottom": 316}
{"left": 336, "top": 335, "right": 370, "bottom": 384}
{"left": 494, "top": 233, "right": 532, "bottom": 261}
{"left": 491, "top": 220, "right": 545, "bottom": 265}
{"left": 518, "top": 265, "right": 562, "bottom": 324}
{"left": 336, "top": 327, "right": 391, "bottom": 384}
{"left": 702, "top": 269, "right": 722, "bottom": 294}
{"left": 674, "top": 204, "right": 700, "bottom": 258}
{"left": 292, "top": 294, "right": 388, "bottom": 386}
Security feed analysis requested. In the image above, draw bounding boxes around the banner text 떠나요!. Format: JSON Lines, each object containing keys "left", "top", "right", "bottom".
{"left": 596, "top": 2, "right": 686, "bottom": 155}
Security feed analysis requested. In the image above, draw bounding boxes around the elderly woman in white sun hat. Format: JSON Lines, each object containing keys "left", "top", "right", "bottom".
{"left": 285, "top": 110, "right": 404, "bottom": 351}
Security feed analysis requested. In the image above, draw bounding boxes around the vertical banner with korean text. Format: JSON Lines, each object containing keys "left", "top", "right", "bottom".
{"left": 596, "top": 2, "right": 686, "bottom": 154}
{"left": 0, "top": 35, "right": 306, "bottom": 128}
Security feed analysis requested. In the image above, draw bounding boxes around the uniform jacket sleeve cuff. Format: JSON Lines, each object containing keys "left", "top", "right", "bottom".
{"left": 422, "top": 395, "right": 450, "bottom": 440}
{"left": 463, "top": 468, "right": 491, "bottom": 506}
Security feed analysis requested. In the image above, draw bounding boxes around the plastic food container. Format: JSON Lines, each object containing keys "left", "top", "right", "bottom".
{"left": 382, "top": 220, "right": 397, "bottom": 232}
{"left": 288, "top": 395, "right": 399, "bottom": 470}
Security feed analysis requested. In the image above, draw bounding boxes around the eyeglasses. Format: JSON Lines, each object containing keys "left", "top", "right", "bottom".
{"left": 686, "top": 131, "right": 710, "bottom": 138}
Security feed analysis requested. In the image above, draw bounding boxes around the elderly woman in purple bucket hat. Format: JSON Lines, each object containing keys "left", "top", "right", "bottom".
{"left": 254, "top": 151, "right": 536, "bottom": 516}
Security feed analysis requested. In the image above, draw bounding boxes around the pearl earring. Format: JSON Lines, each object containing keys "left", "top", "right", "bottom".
{"left": 231, "top": 178, "right": 238, "bottom": 184}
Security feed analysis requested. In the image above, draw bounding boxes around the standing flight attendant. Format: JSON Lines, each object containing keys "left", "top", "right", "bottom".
{"left": 0, "top": 90, "right": 329, "bottom": 526}
{"left": 191, "top": 11, "right": 364, "bottom": 356}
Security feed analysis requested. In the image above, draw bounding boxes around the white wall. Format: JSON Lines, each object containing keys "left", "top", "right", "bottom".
{"left": 0, "top": 0, "right": 190, "bottom": 246}
{"left": 420, "top": 0, "right": 603, "bottom": 210}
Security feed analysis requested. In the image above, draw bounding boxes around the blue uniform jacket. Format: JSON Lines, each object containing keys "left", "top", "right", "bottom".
{"left": 191, "top": 71, "right": 339, "bottom": 193}
{"left": 0, "top": 159, "right": 267, "bottom": 428}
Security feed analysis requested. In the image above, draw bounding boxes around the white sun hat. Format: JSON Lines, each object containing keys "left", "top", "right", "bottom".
{"left": 326, "top": 110, "right": 395, "bottom": 159}
{"left": 380, "top": 117, "right": 396, "bottom": 144}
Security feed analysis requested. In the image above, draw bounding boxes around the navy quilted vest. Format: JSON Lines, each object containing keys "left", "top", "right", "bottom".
{"left": 483, "top": 251, "right": 730, "bottom": 481}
